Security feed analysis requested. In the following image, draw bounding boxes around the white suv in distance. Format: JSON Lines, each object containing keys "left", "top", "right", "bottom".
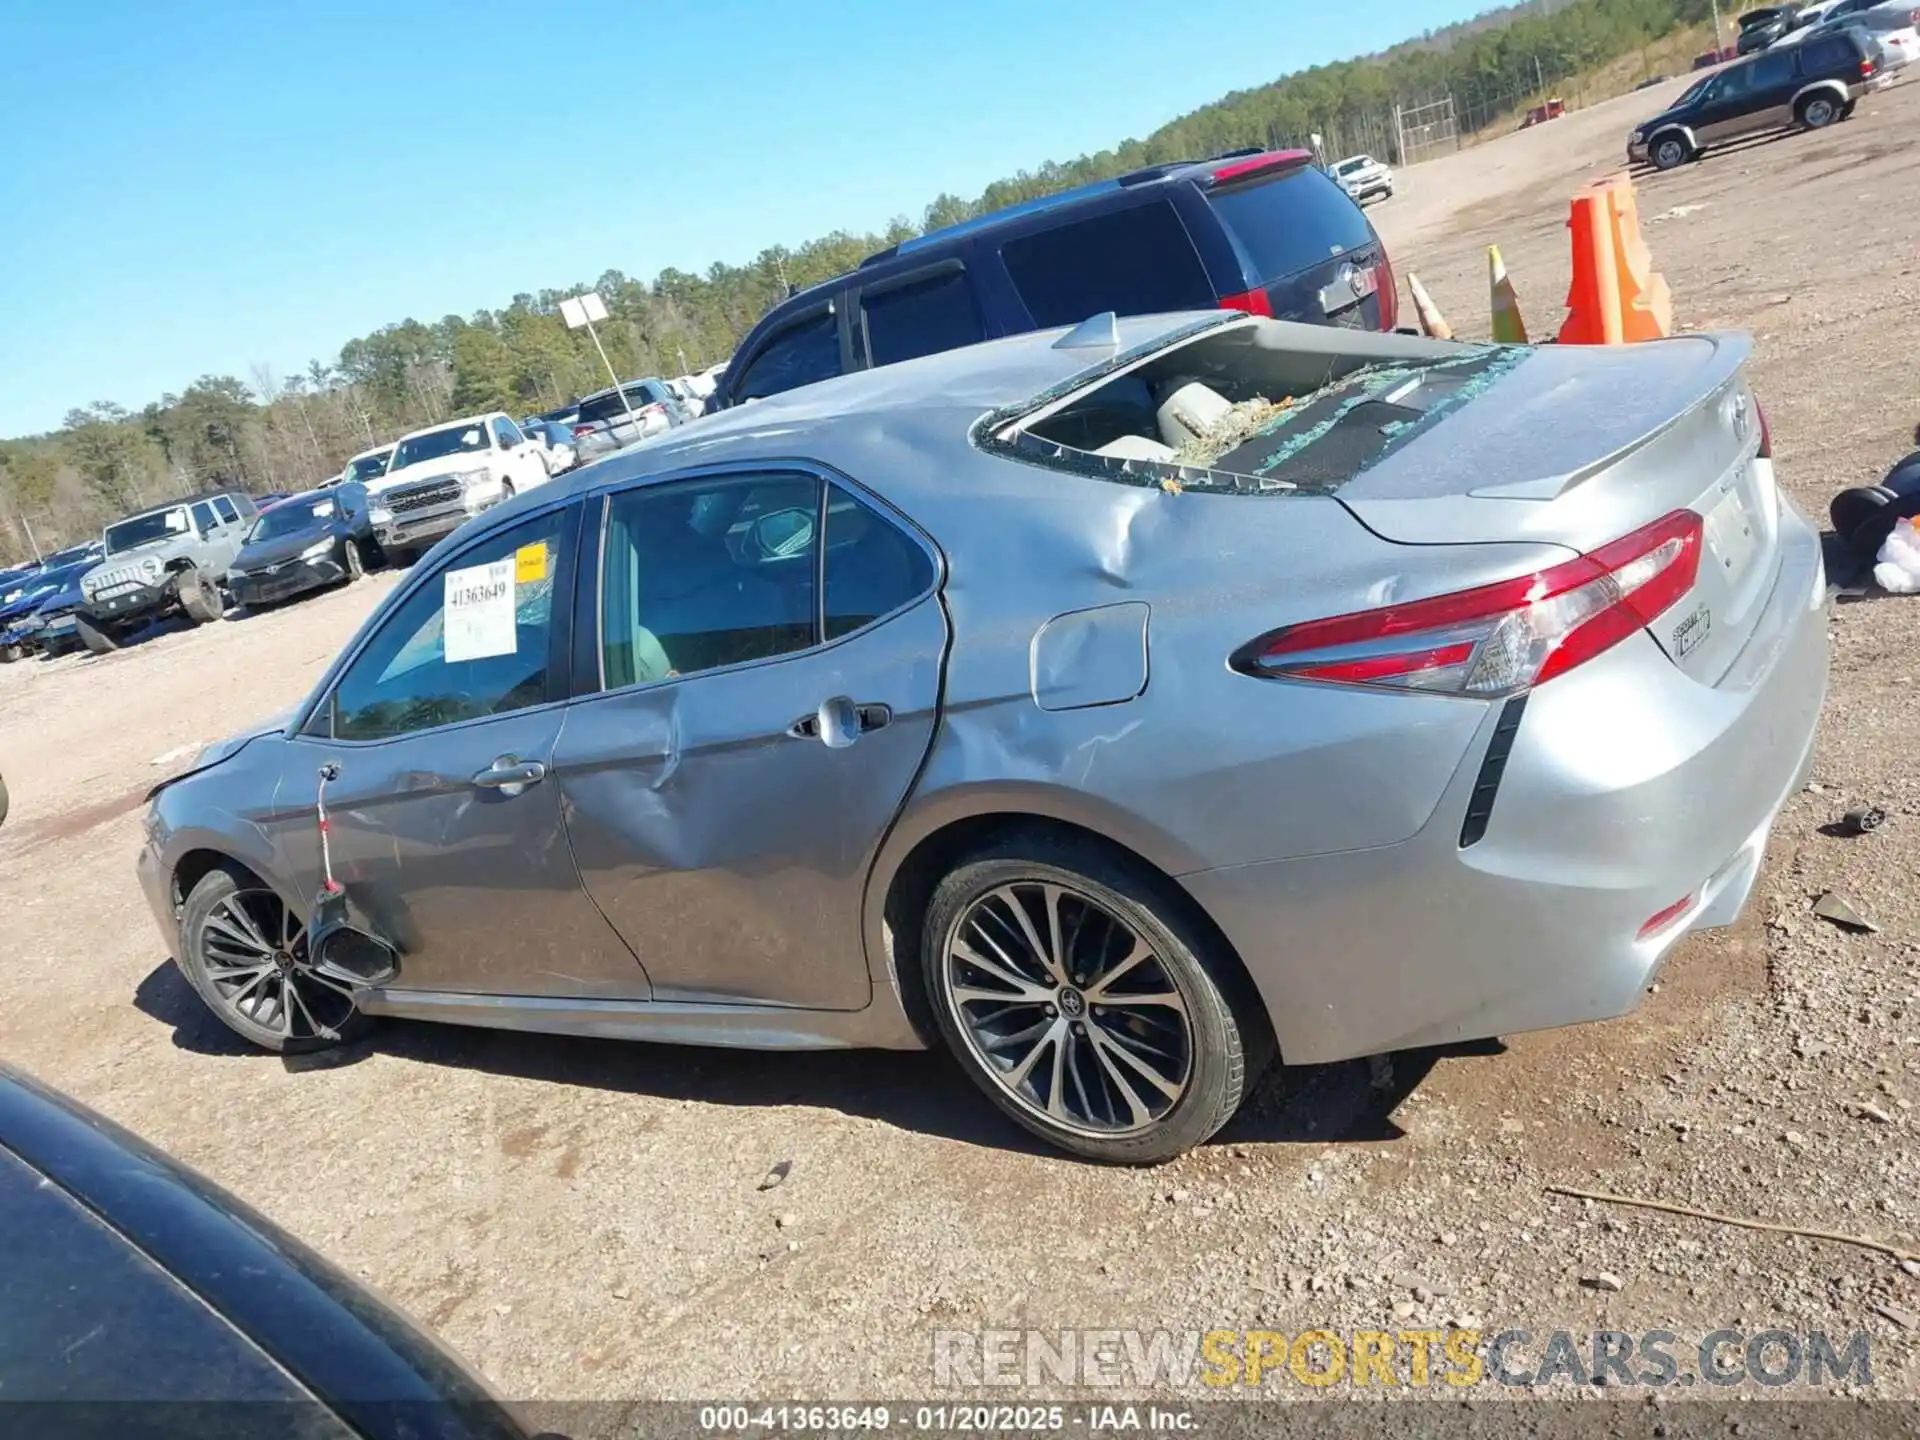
{"left": 1329, "top": 154, "right": 1394, "bottom": 205}
{"left": 365, "top": 413, "right": 555, "bottom": 564}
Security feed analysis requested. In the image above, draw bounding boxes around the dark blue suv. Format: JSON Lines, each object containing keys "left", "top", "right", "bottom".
{"left": 709, "top": 149, "right": 1398, "bottom": 411}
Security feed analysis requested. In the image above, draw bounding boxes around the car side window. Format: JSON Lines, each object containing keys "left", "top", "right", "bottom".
{"left": 861, "top": 268, "right": 985, "bottom": 368}
{"left": 190, "top": 501, "right": 218, "bottom": 535}
{"left": 1749, "top": 51, "right": 1796, "bottom": 90}
{"left": 823, "top": 483, "right": 935, "bottom": 640}
{"left": 328, "top": 510, "right": 567, "bottom": 741}
{"left": 1801, "top": 37, "right": 1849, "bottom": 70}
{"left": 212, "top": 497, "right": 239, "bottom": 525}
{"left": 999, "top": 200, "right": 1216, "bottom": 329}
{"left": 1715, "top": 63, "right": 1756, "bottom": 99}
{"left": 492, "top": 417, "right": 521, "bottom": 448}
{"left": 599, "top": 473, "right": 819, "bottom": 688}
{"left": 734, "top": 310, "right": 841, "bottom": 402}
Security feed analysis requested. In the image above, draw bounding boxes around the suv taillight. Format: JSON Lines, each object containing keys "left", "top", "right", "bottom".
{"left": 1219, "top": 288, "right": 1274, "bottom": 317}
{"left": 1236, "top": 510, "right": 1704, "bottom": 697}
{"left": 572, "top": 424, "right": 593, "bottom": 438}
{"left": 1862, "top": 55, "right": 1876, "bottom": 76}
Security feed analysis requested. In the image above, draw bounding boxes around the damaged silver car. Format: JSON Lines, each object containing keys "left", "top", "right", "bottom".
{"left": 138, "top": 311, "right": 1828, "bottom": 1163}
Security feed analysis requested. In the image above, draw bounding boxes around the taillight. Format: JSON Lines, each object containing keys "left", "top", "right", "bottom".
{"left": 1219, "top": 287, "right": 1274, "bottom": 317}
{"left": 1754, "top": 397, "right": 1772, "bottom": 459}
{"left": 1861, "top": 56, "right": 1875, "bottom": 76}
{"left": 643, "top": 402, "right": 666, "bottom": 417}
{"left": 1238, "top": 510, "right": 1704, "bottom": 697}
{"left": 572, "top": 424, "right": 593, "bottom": 438}
{"left": 1637, "top": 893, "right": 1695, "bottom": 941}
{"left": 1375, "top": 252, "right": 1400, "bottom": 331}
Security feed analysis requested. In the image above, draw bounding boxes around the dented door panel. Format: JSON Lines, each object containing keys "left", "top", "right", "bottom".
{"left": 554, "top": 598, "right": 946, "bottom": 1011}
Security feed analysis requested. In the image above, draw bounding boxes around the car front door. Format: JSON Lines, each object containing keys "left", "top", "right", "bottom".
{"left": 552, "top": 466, "right": 946, "bottom": 1010}
{"left": 270, "top": 502, "right": 647, "bottom": 999}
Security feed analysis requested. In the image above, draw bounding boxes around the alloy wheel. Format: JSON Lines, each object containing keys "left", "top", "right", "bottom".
{"left": 197, "top": 888, "right": 358, "bottom": 1043}
{"left": 942, "top": 881, "right": 1193, "bottom": 1137}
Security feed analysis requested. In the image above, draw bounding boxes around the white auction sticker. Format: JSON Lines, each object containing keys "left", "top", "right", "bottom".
{"left": 443, "top": 559, "right": 516, "bottom": 662}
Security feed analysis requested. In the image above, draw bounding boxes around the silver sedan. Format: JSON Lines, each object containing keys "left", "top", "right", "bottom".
{"left": 138, "top": 311, "right": 1828, "bottom": 1162}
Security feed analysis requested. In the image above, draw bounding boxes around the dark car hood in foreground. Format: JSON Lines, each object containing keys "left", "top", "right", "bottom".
{"left": 0, "top": 1063, "right": 529, "bottom": 1433}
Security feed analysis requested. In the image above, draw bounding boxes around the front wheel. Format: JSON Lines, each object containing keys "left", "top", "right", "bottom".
{"left": 921, "top": 835, "right": 1259, "bottom": 1164}
{"left": 1798, "top": 94, "right": 1840, "bottom": 129}
{"left": 0, "top": 644, "right": 17, "bottom": 665}
{"left": 177, "top": 867, "right": 373, "bottom": 1054}
{"left": 1651, "top": 134, "right": 1692, "bottom": 170}
{"left": 177, "top": 568, "right": 223, "bottom": 625}
{"left": 343, "top": 538, "right": 366, "bottom": 581}
{"left": 76, "top": 616, "right": 118, "bottom": 655}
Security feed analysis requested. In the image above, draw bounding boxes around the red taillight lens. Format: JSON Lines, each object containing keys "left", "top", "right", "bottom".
{"left": 1219, "top": 287, "right": 1274, "bottom": 317}
{"left": 1637, "top": 893, "right": 1695, "bottom": 941}
{"left": 1376, "top": 252, "right": 1400, "bottom": 331}
{"left": 1241, "top": 510, "right": 1704, "bottom": 697}
{"left": 1754, "top": 397, "right": 1773, "bottom": 459}
{"left": 572, "top": 425, "right": 593, "bottom": 438}
{"left": 643, "top": 402, "right": 665, "bottom": 417}
{"left": 1861, "top": 56, "right": 1875, "bottom": 76}
{"left": 1207, "top": 150, "right": 1313, "bottom": 185}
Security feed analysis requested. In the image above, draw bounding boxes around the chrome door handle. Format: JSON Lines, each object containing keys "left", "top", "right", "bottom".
{"left": 788, "top": 699, "right": 892, "bottom": 747}
{"left": 472, "top": 757, "right": 547, "bottom": 796}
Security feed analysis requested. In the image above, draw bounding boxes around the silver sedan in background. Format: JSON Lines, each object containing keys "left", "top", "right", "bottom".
{"left": 138, "top": 311, "right": 1827, "bottom": 1162}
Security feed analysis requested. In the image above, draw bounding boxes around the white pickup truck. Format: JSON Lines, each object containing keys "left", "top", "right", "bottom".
{"left": 1329, "top": 154, "right": 1395, "bottom": 205}
{"left": 365, "top": 412, "right": 556, "bottom": 564}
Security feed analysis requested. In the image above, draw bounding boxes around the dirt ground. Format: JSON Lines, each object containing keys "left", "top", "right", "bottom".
{"left": 6, "top": 75, "right": 1920, "bottom": 1421}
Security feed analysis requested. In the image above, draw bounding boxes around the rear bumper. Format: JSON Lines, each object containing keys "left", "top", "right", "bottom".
{"left": 1182, "top": 501, "right": 1829, "bottom": 1065}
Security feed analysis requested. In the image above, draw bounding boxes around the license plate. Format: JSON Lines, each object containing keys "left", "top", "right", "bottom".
{"left": 1703, "top": 483, "right": 1758, "bottom": 581}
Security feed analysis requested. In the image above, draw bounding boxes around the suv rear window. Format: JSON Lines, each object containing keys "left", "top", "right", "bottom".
{"left": 862, "top": 268, "right": 986, "bottom": 367}
{"left": 579, "top": 388, "right": 655, "bottom": 424}
{"left": 736, "top": 310, "right": 841, "bottom": 401}
{"left": 999, "top": 199, "right": 1215, "bottom": 329}
{"left": 1206, "top": 166, "right": 1375, "bottom": 283}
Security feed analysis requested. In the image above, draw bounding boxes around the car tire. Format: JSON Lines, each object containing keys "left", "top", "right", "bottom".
{"left": 0, "top": 643, "right": 17, "bottom": 665}
{"left": 1651, "top": 134, "right": 1692, "bottom": 170}
{"left": 1798, "top": 94, "right": 1840, "bottom": 128}
{"left": 0, "top": 772, "right": 8, "bottom": 828}
{"left": 178, "top": 569, "right": 223, "bottom": 625}
{"left": 501, "top": 480, "right": 516, "bottom": 500}
{"left": 387, "top": 546, "right": 418, "bottom": 570}
{"left": 343, "top": 539, "right": 366, "bottom": 582}
{"left": 76, "top": 616, "right": 118, "bottom": 655}
{"left": 1840, "top": 100, "right": 1858, "bottom": 120}
{"left": 920, "top": 834, "right": 1261, "bottom": 1164}
{"left": 177, "top": 866, "right": 374, "bottom": 1055}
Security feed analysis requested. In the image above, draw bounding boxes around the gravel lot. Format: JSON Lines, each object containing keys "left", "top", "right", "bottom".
{"left": 5, "top": 76, "right": 1920, "bottom": 1421}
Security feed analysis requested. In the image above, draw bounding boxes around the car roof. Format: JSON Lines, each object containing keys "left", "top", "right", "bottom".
{"left": 552, "top": 312, "right": 1236, "bottom": 501}
{"left": 348, "top": 441, "right": 394, "bottom": 460}
{"left": 579, "top": 378, "right": 664, "bottom": 401}
{"left": 113, "top": 491, "right": 243, "bottom": 521}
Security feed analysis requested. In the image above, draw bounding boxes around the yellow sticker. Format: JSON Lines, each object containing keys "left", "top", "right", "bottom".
{"left": 514, "top": 542, "right": 548, "bottom": 584}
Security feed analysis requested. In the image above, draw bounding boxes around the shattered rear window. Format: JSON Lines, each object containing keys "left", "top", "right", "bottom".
{"left": 980, "top": 336, "right": 1532, "bottom": 497}
{"left": 1192, "top": 346, "right": 1528, "bottom": 489}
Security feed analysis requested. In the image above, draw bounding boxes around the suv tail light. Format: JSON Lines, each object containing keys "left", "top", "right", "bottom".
{"left": 1237, "top": 510, "right": 1704, "bottom": 697}
{"left": 1755, "top": 397, "right": 1773, "bottom": 459}
{"left": 572, "top": 424, "right": 594, "bottom": 438}
{"left": 1219, "top": 287, "right": 1274, "bottom": 317}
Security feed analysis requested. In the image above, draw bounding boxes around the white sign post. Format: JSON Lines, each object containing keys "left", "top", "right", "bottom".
{"left": 560, "top": 291, "right": 639, "bottom": 430}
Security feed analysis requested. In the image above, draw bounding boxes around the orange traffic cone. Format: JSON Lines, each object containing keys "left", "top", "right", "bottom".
{"left": 1405, "top": 272, "right": 1453, "bottom": 341}
{"left": 1489, "top": 245, "right": 1529, "bottom": 344}
{"left": 1559, "top": 175, "right": 1671, "bottom": 345}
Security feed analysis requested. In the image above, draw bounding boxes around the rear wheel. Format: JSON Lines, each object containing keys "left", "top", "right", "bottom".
{"left": 0, "top": 644, "right": 17, "bottom": 665}
{"left": 1840, "top": 100, "right": 1858, "bottom": 120}
{"left": 177, "top": 568, "right": 223, "bottom": 625}
{"left": 177, "top": 867, "right": 372, "bottom": 1054}
{"left": 1798, "top": 94, "right": 1840, "bottom": 129}
{"left": 921, "top": 835, "right": 1257, "bottom": 1164}
{"left": 76, "top": 616, "right": 118, "bottom": 655}
{"left": 1651, "top": 134, "right": 1692, "bottom": 170}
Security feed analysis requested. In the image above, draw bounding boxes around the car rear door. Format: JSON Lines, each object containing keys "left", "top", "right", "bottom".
{"left": 272, "top": 501, "right": 648, "bottom": 999}
{"left": 553, "top": 465, "right": 945, "bottom": 1011}
{"left": 1194, "top": 162, "right": 1396, "bottom": 330}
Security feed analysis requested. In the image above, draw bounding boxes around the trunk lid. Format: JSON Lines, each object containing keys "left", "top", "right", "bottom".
{"left": 1337, "top": 334, "right": 1780, "bottom": 687}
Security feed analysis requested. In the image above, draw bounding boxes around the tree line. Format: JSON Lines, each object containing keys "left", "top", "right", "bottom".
{"left": 0, "top": 0, "right": 1714, "bottom": 563}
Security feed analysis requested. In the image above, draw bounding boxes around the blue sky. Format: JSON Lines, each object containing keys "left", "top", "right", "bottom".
{"left": 0, "top": 0, "right": 1489, "bottom": 437}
